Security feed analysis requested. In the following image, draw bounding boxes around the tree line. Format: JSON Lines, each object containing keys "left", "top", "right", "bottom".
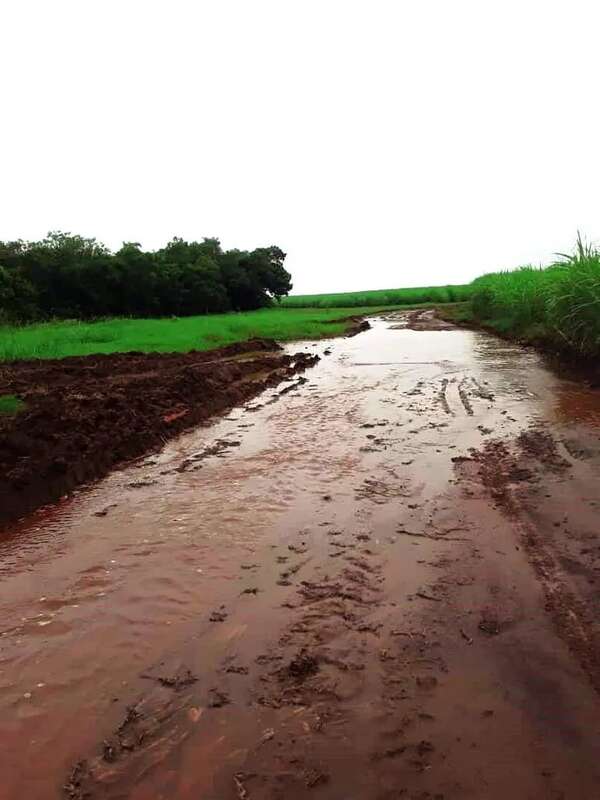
{"left": 0, "top": 232, "right": 293, "bottom": 321}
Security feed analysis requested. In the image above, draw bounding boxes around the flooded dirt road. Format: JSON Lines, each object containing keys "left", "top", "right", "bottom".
{"left": 2, "top": 310, "right": 600, "bottom": 799}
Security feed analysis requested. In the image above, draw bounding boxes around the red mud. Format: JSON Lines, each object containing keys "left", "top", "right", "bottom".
{"left": 0, "top": 339, "right": 319, "bottom": 528}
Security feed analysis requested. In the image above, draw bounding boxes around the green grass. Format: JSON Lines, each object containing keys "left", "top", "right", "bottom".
{"left": 0, "top": 307, "right": 394, "bottom": 362}
{"left": 281, "top": 284, "right": 471, "bottom": 308}
{"left": 0, "top": 394, "right": 25, "bottom": 415}
{"left": 464, "top": 235, "right": 600, "bottom": 358}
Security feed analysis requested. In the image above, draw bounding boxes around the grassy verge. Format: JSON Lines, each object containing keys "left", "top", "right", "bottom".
{"left": 0, "top": 306, "right": 395, "bottom": 362}
{"left": 444, "top": 236, "right": 600, "bottom": 360}
{"left": 0, "top": 394, "right": 25, "bottom": 415}
{"left": 282, "top": 284, "right": 471, "bottom": 308}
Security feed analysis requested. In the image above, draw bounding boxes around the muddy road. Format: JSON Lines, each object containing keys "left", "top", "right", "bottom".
{"left": 2, "top": 310, "right": 600, "bottom": 800}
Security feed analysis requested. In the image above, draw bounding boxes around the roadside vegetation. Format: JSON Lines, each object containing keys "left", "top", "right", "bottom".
{"left": 282, "top": 284, "right": 471, "bottom": 308}
{"left": 0, "top": 307, "right": 389, "bottom": 361}
{"left": 0, "top": 232, "right": 292, "bottom": 321}
{"left": 452, "top": 234, "right": 600, "bottom": 359}
{"left": 3, "top": 229, "right": 598, "bottom": 363}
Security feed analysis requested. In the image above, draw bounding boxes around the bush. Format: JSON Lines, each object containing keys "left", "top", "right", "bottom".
{"left": 469, "top": 234, "right": 600, "bottom": 358}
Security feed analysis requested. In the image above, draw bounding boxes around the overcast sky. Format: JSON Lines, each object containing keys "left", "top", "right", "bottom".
{"left": 2, "top": 1, "right": 599, "bottom": 294}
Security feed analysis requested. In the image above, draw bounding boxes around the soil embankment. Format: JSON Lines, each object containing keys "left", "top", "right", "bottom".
{"left": 2, "top": 310, "right": 600, "bottom": 799}
{"left": 0, "top": 339, "right": 319, "bottom": 527}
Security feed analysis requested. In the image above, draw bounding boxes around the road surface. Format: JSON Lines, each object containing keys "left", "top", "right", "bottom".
{"left": 2, "top": 310, "right": 600, "bottom": 799}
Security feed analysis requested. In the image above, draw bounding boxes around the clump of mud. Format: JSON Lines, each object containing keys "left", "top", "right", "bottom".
{"left": 346, "top": 319, "right": 371, "bottom": 337}
{"left": 285, "top": 651, "right": 320, "bottom": 681}
{"left": 517, "top": 429, "right": 570, "bottom": 472}
{"left": 390, "top": 308, "right": 456, "bottom": 331}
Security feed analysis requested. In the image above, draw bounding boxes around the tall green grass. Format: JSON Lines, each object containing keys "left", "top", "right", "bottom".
{"left": 0, "top": 307, "right": 388, "bottom": 362}
{"left": 469, "top": 234, "right": 600, "bottom": 358}
{"left": 282, "top": 284, "right": 471, "bottom": 308}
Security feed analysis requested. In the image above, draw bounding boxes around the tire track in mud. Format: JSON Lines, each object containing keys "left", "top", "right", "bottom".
{"left": 456, "top": 428, "right": 600, "bottom": 697}
{"left": 437, "top": 378, "right": 452, "bottom": 415}
{"left": 414, "top": 374, "right": 496, "bottom": 421}
{"left": 457, "top": 377, "right": 474, "bottom": 416}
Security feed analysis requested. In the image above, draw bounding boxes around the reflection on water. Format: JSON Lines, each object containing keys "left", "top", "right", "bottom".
{"left": 470, "top": 332, "right": 600, "bottom": 427}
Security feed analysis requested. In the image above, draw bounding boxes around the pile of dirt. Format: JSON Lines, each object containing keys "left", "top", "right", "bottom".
{"left": 391, "top": 308, "right": 456, "bottom": 331}
{"left": 0, "top": 339, "right": 319, "bottom": 529}
{"left": 346, "top": 318, "right": 372, "bottom": 336}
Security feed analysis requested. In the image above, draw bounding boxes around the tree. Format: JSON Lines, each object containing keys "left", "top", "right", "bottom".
{"left": 0, "top": 232, "right": 293, "bottom": 321}
{"left": 248, "top": 246, "right": 293, "bottom": 301}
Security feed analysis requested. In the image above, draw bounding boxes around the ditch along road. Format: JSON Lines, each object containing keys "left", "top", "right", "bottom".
{"left": 2, "top": 309, "right": 600, "bottom": 800}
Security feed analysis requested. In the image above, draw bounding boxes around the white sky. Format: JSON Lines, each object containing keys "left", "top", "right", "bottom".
{"left": 2, "top": 1, "right": 599, "bottom": 294}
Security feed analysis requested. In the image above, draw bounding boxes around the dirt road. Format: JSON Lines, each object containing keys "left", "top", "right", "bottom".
{"left": 2, "top": 310, "right": 600, "bottom": 799}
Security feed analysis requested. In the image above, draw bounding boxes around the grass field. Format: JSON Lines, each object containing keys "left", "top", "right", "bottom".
{"left": 0, "top": 307, "right": 395, "bottom": 361}
{"left": 281, "top": 284, "right": 471, "bottom": 308}
{"left": 461, "top": 236, "right": 600, "bottom": 359}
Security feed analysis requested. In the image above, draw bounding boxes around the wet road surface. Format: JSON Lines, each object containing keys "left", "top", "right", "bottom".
{"left": 2, "top": 310, "right": 600, "bottom": 799}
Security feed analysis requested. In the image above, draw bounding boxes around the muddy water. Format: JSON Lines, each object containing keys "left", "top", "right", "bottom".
{"left": 2, "top": 313, "right": 600, "bottom": 799}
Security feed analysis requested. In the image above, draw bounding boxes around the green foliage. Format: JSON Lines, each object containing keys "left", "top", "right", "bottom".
{"left": 469, "top": 234, "right": 600, "bottom": 358}
{"left": 281, "top": 284, "right": 471, "bottom": 308}
{"left": 0, "top": 394, "right": 25, "bottom": 415}
{"left": 0, "top": 307, "right": 386, "bottom": 362}
{"left": 0, "top": 233, "right": 292, "bottom": 321}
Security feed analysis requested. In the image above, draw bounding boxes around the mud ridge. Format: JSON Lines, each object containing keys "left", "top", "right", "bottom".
{"left": 0, "top": 339, "right": 319, "bottom": 529}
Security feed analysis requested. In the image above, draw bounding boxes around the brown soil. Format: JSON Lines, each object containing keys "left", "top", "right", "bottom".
{"left": 401, "top": 308, "right": 457, "bottom": 331}
{"left": 0, "top": 339, "right": 319, "bottom": 528}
